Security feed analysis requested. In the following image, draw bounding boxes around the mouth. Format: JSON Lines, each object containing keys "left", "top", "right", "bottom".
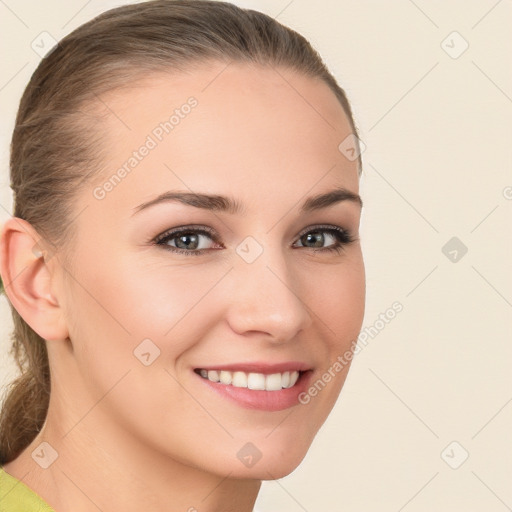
{"left": 193, "top": 363, "right": 313, "bottom": 412}
{"left": 194, "top": 368, "right": 302, "bottom": 391}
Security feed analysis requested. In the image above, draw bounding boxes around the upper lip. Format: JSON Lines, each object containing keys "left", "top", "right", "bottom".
{"left": 195, "top": 362, "right": 313, "bottom": 374}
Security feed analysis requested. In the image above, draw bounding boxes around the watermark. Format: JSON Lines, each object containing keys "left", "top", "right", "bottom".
{"left": 31, "top": 31, "right": 58, "bottom": 59}
{"left": 235, "top": 236, "right": 264, "bottom": 263}
{"left": 237, "top": 442, "right": 262, "bottom": 468}
{"left": 503, "top": 186, "right": 512, "bottom": 200}
{"left": 441, "top": 31, "right": 469, "bottom": 59}
{"left": 31, "top": 441, "right": 59, "bottom": 469}
{"left": 133, "top": 338, "right": 161, "bottom": 366}
{"left": 298, "top": 301, "right": 403, "bottom": 404}
{"left": 338, "top": 133, "right": 366, "bottom": 162}
{"left": 442, "top": 236, "right": 468, "bottom": 263}
{"left": 93, "top": 96, "right": 198, "bottom": 200}
{"left": 31, "top": 238, "right": 57, "bottom": 263}
{"left": 440, "top": 441, "right": 469, "bottom": 469}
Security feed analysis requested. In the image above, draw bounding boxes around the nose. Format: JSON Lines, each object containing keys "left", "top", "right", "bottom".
{"left": 225, "top": 249, "right": 313, "bottom": 343}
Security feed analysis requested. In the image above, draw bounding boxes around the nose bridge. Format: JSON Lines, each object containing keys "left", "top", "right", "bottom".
{"left": 225, "top": 241, "right": 312, "bottom": 341}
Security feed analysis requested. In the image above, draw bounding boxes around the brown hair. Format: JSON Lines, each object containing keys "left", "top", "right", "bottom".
{"left": 0, "top": 0, "right": 362, "bottom": 464}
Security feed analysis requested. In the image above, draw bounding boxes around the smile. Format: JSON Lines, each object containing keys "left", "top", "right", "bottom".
{"left": 196, "top": 369, "right": 301, "bottom": 391}
{"left": 193, "top": 364, "right": 312, "bottom": 411}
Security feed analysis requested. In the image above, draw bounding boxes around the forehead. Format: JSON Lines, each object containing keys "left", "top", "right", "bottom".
{"left": 86, "top": 61, "right": 359, "bottom": 216}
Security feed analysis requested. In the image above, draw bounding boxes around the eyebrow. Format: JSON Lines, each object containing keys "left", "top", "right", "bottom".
{"left": 131, "top": 186, "right": 362, "bottom": 216}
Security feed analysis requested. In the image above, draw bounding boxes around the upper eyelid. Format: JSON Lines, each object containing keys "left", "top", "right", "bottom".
{"left": 153, "top": 225, "right": 217, "bottom": 244}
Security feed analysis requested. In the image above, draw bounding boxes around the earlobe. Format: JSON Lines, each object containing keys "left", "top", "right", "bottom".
{"left": 0, "top": 217, "right": 69, "bottom": 341}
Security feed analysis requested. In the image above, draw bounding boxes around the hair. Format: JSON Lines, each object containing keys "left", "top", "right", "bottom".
{"left": 0, "top": 0, "right": 362, "bottom": 464}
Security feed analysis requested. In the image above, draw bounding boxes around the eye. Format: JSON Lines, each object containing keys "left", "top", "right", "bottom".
{"left": 153, "top": 225, "right": 221, "bottom": 256}
{"left": 293, "top": 225, "right": 356, "bottom": 254}
{"left": 152, "top": 224, "right": 356, "bottom": 256}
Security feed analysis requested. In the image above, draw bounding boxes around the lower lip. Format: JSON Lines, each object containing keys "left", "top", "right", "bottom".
{"left": 196, "top": 371, "right": 312, "bottom": 412}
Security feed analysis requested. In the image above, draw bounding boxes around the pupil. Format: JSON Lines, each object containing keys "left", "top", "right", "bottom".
{"left": 178, "top": 233, "right": 197, "bottom": 249}
{"left": 305, "top": 232, "right": 323, "bottom": 248}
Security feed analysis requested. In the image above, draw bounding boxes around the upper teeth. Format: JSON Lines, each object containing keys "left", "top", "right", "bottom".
{"left": 199, "top": 369, "right": 300, "bottom": 391}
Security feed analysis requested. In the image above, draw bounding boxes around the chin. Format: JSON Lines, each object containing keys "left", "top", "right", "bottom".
{"left": 198, "top": 429, "right": 317, "bottom": 481}
{"left": 226, "top": 450, "right": 310, "bottom": 481}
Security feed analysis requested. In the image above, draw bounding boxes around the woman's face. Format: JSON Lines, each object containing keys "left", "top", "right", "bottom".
{"left": 52, "top": 61, "right": 365, "bottom": 479}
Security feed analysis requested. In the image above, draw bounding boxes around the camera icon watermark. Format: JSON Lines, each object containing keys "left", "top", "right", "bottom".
{"left": 31, "top": 441, "right": 59, "bottom": 469}
{"left": 441, "top": 31, "right": 469, "bottom": 59}
{"left": 236, "top": 236, "right": 263, "bottom": 264}
{"left": 338, "top": 133, "right": 366, "bottom": 162}
{"left": 440, "top": 441, "right": 469, "bottom": 469}
{"left": 31, "top": 239, "right": 56, "bottom": 263}
{"left": 133, "top": 338, "right": 161, "bottom": 366}
{"left": 31, "top": 31, "right": 58, "bottom": 58}
{"left": 442, "top": 236, "right": 468, "bottom": 263}
{"left": 237, "top": 442, "right": 262, "bottom": 468}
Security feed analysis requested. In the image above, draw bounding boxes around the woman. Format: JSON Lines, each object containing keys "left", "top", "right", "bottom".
{"left": 0, "top": 1, "right": 365, "bottom": 510}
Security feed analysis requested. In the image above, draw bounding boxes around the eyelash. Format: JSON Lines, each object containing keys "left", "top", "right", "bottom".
{"left": 151, "top": 224, "right": 356, "bottom": 257}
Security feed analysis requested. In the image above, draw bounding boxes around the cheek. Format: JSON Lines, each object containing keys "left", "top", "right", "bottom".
{"left": 299, "top": 254, "right": 365, "bottom": 408}
{"left": 309, "top": 253, "right": 365, "bottom": 347}
{"left": 61, "top": 254, "right": 235, "bottom": 424}
{"left": 71, "top": 253, "right": 224, "bottom": 349}
{"left": 61, "top": 256, "right": 231, "bottom": 449}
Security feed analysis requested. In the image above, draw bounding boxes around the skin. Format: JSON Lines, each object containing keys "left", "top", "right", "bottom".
{"left": 1, "top": 61, "right": 365, "bottom": 512}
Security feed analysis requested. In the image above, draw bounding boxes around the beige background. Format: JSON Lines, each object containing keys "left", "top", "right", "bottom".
{"left": 1, "top": 0, "right": 511, "bottom": 510}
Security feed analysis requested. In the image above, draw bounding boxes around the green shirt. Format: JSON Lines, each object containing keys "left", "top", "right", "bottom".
{"left": 0, "top": 467, "right": 55, "bottom": 511}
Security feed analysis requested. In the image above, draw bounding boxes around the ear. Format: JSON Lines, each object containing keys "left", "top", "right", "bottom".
{"left": 0, "top": 217, "right": 69, "bottom": 341}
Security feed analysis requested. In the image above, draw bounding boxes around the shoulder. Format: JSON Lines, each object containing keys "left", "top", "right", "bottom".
{"left": 0, "top": 466, "right": 55, "bottom": 512}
